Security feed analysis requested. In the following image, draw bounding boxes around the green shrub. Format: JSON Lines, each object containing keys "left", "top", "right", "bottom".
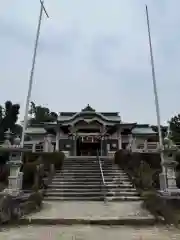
{"left": 28, "top": 191, "right": 43, "bottom": 207}
{"left": 114, "top": 150, "right": 161, "bottom": 190}
{"left": 142, "top": 191, "right": 179, "bottom": 225}
{"left": 22, "top": 151, "right": 65, "bottom": 190}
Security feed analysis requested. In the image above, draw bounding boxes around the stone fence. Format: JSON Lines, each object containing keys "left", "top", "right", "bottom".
{"left": 126, "top": 140, "right": 180, "bottom": 153}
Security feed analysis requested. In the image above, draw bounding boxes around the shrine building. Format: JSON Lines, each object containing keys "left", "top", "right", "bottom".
{"left": 24, "top": 105, "right": 157, "bottom": 156}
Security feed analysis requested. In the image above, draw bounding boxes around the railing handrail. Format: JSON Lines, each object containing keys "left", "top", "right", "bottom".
{"left": 97, "top": 150, "right": 107, "bottom": 201}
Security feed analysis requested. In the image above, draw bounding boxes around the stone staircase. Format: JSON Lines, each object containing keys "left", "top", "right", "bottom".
{"left": 44, "top": 156, "right": 141, "bottom": 201}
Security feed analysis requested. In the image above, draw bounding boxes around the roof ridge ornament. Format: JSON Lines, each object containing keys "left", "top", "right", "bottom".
{"left": 81, "top": 104, "right": 95, "bottom": 112}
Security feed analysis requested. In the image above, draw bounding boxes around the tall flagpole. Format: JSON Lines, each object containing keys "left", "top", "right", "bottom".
{"left": 21, "top": 0, "right": 49, "bottom": 147}
{"left": 145, "top": 5, "right": 166, "bottom": 189}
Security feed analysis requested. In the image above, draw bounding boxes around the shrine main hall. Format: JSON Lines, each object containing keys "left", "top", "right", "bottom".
{"left": 24, "top": 105, "right": 157, "bottom": 156}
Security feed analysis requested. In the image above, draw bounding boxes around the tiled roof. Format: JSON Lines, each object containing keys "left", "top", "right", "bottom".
{"left": 25, "top": 127, "right": 47, "bottom": 134}
{"left": 132, "top": 127, "right": 156, "bottom": 135}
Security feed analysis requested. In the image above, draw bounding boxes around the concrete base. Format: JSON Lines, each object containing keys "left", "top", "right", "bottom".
{"left": 158, "top": 188, "right": 180, "bottom": 199}
{"left": 3, "top": 188, "right": 23, "bottom": 197}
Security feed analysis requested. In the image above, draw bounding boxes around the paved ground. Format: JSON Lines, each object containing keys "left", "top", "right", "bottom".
{"left": 25, "top": 201, "right": 154, "bottom": 220}
{"left": 1, "top": 225, "right": 180, "bottom": 239}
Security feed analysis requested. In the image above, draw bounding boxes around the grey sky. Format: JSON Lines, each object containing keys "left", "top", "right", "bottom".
{"left": 0, "top": 0, "right": 179, "bottom": 124}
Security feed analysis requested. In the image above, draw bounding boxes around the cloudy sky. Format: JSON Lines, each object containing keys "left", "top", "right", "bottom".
{"left": 0, "top": 0, "right": 179, "bottom": 124}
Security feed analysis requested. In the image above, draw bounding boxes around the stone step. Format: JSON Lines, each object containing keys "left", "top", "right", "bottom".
{"left": 105, "top": 196, "right": 142, "bottom": 201}
{"left": 44, "top": 192, "right": 103, "bottom": 197}
{"left": 46, "top": 188, "right": 102, "bottom": 192}
{"left": 51, "top": 181, "right": 132, "bottom": 186}
{"left": 47, "top": 186, "right": 137, "bottom": 191}
{"left": 60, "top": 170, "right": 127, "bottom": 174}
{"left": 63, "top": 163, "right": 113, "bottom": 166}
{"left": 55, "top": 177, "right": 130, "bottom": 181}
{"left": 53, "top": 175, "right": 130, "bottom": 180}
{"left": 43, "top": 196, "right": 141, "bottom": 201}
{"left": 45, "top": 189, "right": 139, "bottom": 196}
{"left": 59, "top": 169, "right": 126, "bottom": 173}
{"left": 49, "top": 182, "right": 134, "bottom": 188}
{"left": 43, "top": 196, "right": 104, "bottom": 201}
{"left": 48, "top": 184, "right": 102, "bottom": 188}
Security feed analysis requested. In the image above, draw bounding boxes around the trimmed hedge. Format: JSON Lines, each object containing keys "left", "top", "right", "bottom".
{"left": 114, "top": 150, "right": 161, "bottom": 189}
{"left": 114, "top": 149, "right": 180, "bottom": 225}
{"left": 22, "top": 151, "right": 65, "bottom": 190}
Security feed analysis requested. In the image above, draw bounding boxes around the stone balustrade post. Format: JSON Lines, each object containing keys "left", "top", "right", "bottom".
{"left": 131, "top": 138, "right": 137, "bottom": 151}
{"left": 144, "top": 140, "right": 148, "bottom": 151}
{"left": 50, "top": 163, "right": 55, "bottom": 176}
{"left": 32, "top": 143, "right": 36, "bottom": 152}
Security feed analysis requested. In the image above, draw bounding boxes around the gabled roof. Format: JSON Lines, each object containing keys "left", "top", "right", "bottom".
{"left": 58, "top": 105, "right": 121, "bottom": 123}
{"left": 132, "top": 126, "right": 156, "bottom": 135}
{"left": 25, "top": 127, "right": 47, "bottom": 134}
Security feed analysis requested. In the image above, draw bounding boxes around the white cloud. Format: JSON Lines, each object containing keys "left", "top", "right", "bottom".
{"left": 0, "top": 0, "right": 179, "bottom": 125}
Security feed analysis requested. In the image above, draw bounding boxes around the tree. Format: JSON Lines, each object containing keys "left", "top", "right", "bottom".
{"left": 29, "top": 101, "right": 58, "bottom": 125}
{"left": 151, "top": 125, "right": 167, "bottom": 139}
{"left": 0, "top": 101, "right": 21, "bottom": 141}
{"left": 169, "top": 114, "right": 180, "bottom": 144}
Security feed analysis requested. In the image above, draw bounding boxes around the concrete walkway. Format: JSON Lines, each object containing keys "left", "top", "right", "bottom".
{"left": 1, "top": 225, "right": 180, "bottom": 239}
{"left": 1, "top": 201, "right": 180, "bottom": 239}
{"left": 23, "top": 201, "right": 154, "bottom": 223}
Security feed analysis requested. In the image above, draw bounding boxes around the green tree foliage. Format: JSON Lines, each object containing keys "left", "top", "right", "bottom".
{"left": 169, "top": 114, "right": 180, "bottom": 144}
{"left": 151, "top": 125, "right": 167, "bottom": 139}
{"left": 0, "top": 101, "right": 21, "bottom": 141}
{"left": 29, "top": 101, "right": 58, "bottom": 125}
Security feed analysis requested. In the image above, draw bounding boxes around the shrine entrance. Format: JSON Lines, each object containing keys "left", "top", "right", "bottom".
{"left": 76, "top": 136, "right": 101, "bottom": 156}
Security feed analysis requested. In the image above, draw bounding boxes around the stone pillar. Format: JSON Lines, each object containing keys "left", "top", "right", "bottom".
{"left": 32, "top": 143, "right": 36, "bottom": 152}
{"left": 43, "top": 134, "right": 53, "bottom": 152}
{"left": 73, "top": 133, "right": 77, "bottom": 156}
{"left": 43, "top": 136, "right": 49, "bottom": 152}
{"left": 100, "top": 136, "right": 103, "bottom": 156}
{"left": 144, "top": 140, "right": 148, "bottom": 151}
{"left": 131, "top": 138, "right": 137, "bottom": 151}
{"left": 69, "top": 126, "right": 76, "bottom": 156}
{"left": 118, "top": 128, "right": 122, "bottom": 150}
{"left": 55, "top": 131, "right": 60, "bottom": 152}
{"left": 100, "top": 125, "right": 106, "bottom": 156}
{"left": 50, "top": 163, "right": 55, "bottom": 176}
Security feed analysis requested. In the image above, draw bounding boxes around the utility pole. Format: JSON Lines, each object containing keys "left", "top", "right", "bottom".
{"left": 21, "top": 0, "right": 49, "bottom": 147}
{"left": 145, "top": 5, "right": 167, "bottom": 190}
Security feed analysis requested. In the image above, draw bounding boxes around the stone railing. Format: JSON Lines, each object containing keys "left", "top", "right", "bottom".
{"left": 126, "top": 141, "right": 160, "bottom": 153}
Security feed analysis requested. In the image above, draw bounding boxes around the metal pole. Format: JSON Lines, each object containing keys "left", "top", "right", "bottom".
{"left": 145, "top": 5, "right": 167, "bottom": 188}
{"left": 21, "top": 1, "right": 49, "bottom": 147}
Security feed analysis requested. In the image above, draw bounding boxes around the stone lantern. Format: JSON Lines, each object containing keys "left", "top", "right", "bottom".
{"left": 3, "top": 135, "right": 23, "bottom": 196}
{"left": 159, "top": 137, "right": 180, "bottom": 196}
